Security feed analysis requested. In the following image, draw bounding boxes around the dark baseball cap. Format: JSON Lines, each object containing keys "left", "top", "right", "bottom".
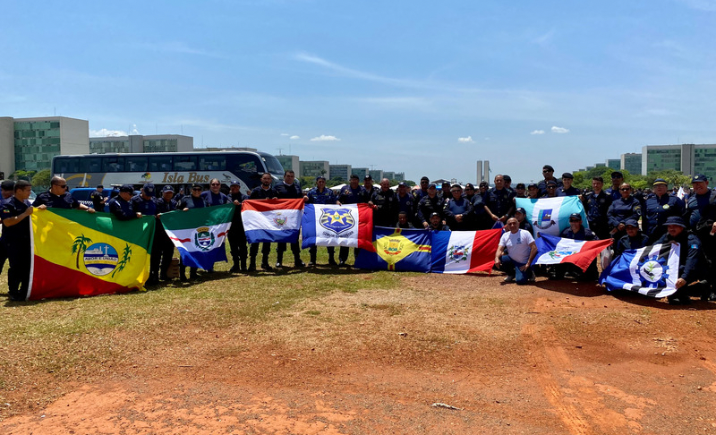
{"left": 428, "top": 183, "right": 437, "bottom": 189}
{"left": 503, "top": 175, "right": 512, "bottom": 182}
{"left": 611, "top": 171, "right": 624, "bottom": 179}
{"left": 430, "top": 212, "right": 440, "bottom": 218}
{"left": 546, "top": 180, "right": 558, "bottom": 186}
{"left": 162, "top": 185, "right": 174, "bottom": 193}
{"left": 562, "top": 172, "right": 574, "bottom": 179}
{"left": 543, "top": 165, "right": 554, "bottom": 172}
{"left": 569, "top": 213, "right": 582, "bottom": 221}
{"left": 691, "top": 174, "right": 708, "bottom": 183}
{"left": 465, "top": 183, "right": 475, "bottom": 189}
{"left": 315, "top": 175, "right": 326, "bottom": 181}
{"left": 398, "top": 182, "right": 407, "bottom": 187}
{"left": 652, "top": 178, "right": 667, "bottom": 186}
{"left": 515, "top": 207, "right": 526, "bottom": 215}
{"left": 663, "top": 216, "right": 686, "bottom": 228}
{"left": 96, "top": 184, "right": 104, "bottom": 189}
{"left": 192, "top": 183, "right": 203, "bottom": 190}
{"left": 142, "top": 183, "right": 155, "bottom": 194}
{"left": 527, "top": 183, "right": 538, "bottom": 189}
{"left": 364, "top": 175, "right": 372, "bottom": 180}
{"left": 119, "top": 184, "right": 134, "bottom": 193}
{"left": 230, "top": 179, "right": 240, "bottom": 187}
{"left": 624, "top": 219, "right": 639, "bottom": 228}
{"left": 420, "top": 176, "right": 429, "bottom": 182}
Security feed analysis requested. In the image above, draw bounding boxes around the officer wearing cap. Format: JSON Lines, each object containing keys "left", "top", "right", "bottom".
{"left": 443, "top": 184, "right": 471, "bottom": 231}
{"left": 556, "top": 173, "right": 580, "bottom": 196}
{"left": 417, "top": 184, "right": 445, "bottom": 229}
{"left": 440, "top": 181, "right": 452, "bottom": 201}
{"left": 684, "top": 173, "right": 716, "bottom": 297}
{"left": 605, "top": 171, "right": 624, "bottom": 201}
{"left": 655, "top": 216, "right": 708, "bottom": 304}
{"left": 363, "top": 175, "right": 380, "bottom": 196}
{"left": 526, "top": 183, "right": 541, "bottom": 199}
{"left": 305, "top": 176, "right": 338, "bottom": 267}
{"left": 537, "top": 165, "right": 562, "bottom": 196}
{"left": 395, "top": 181, "right": 416, "bottom": 227}
{"left": 337, "top": 174, "right": 370, "bottom": 266}
{"left": 108, "top": 184, "right": 138, "bottom": 221}
{"left": 274, "top": 170, "right": 305, "bottom": 269}
{"left": 428, "top": 212, "right": 450, "bottom": 231}
{"left": 485, "top": 174, "right": 515, "bottom": 224}
{"left": 607, "top": 183, "right": 641, "bottom": 241}
{"left": 541, "top": 180, "right": 559, "bottom": 198}
{"left": 643, "top": 178, "right": 684, "bottom": 243}
{"left": 155, "top": 185, "right": 178, "bottom": 281}
{"left": 411, "top": 176, "right": 431, "bottom": 211}
{"left": 177, "top": 184, "right": 209, "bottom": 280}
{"left": 370, "top": 178, "right": 398, "bottom": 227}
{"left": 202, "top": 178, "right": 231, "bottom": 206}
{"left": 0, "top": 180, "right": 15, "bottom": 275}
{"left": 1, "top": 180, "right": 34, "bottom": 301}
{"left": 130, "top": 183, "right": 160, "bottom": 284}
{"left": 90, "top": 184, "right": 106, "bottom": 212}
{"left": 34, "top": 176, "right": 94, "bottom": 213}
{"left": 582, "top": 176, "right": 613, "bottom": 240}
{"left": 614, "top": 219, "right": 649, "bottom": 256}
{"left": 551, "top": 213, "right": 598, "bottom": 281}
{"left": 513, "top": 207, "right": 533, "bottom": 234}
{"left": 502, "top": 175, "right": 514, "bottom": 193}
{"left": 248, "top": 173, "right": 278, "bottom": 272}
{"left": 513, "top": 183, "right": 527, "bottom": 198}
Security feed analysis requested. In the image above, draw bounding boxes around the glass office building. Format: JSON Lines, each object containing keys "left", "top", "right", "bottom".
{"left": 89, "top": 134, "right": 191, "bottom": 154}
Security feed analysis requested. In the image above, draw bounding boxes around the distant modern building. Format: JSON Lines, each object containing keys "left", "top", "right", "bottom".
{"left": 276, "top": 155, "right": 300, "bottom": 177}
{"left": 0, "top": 116, "right": 89, "bottom": 177}
{"left": 369, "top": 169, "right": 383, "bottom": 181}
{"left": 606, "top": 159, "right": 620, "bottom": 170}
{"left": 483, "top": 161, "right": 490, "bottom": 183}
{"left": 621, "top": 153, "right": 642, "bottom": 175}
{"left": 642, "top": 144, "right": 716, "bottom": 181}
{"left": 329, "top": 164, "right": 351, "bottom": 181}
{"left": 595, "top": 163, "right": 606, "bottom": 168}
{"left": 383, "top": 171, "right": 395, "bottom": 180}
{"left": 89, "top": 134, "right": 193, "bottom": 154}
{"left": 300, "top": 160, "right": 330, "bottom": 178}
{"left": 476, "top": 160, "right": 483, "bottom": 184}
{"left": 352, "top": 167, "right": 369, "bottom": 178}
{"left": 392, "top": 172, "right": 405, "bottom": 182}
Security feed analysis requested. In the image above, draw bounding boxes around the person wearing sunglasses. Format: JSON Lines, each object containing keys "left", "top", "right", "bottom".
{"left": 541, "top": 180, "right": 559, "bottom": 198}
{"left": 33, "top": 176, "right": 95, "bottom": 213}
{"left": 201, "top": 178, "right": 230, "bottom": 206}
{"left": 551, "top": 213, "right": 599, "bottom": 281}
{"left": 607, "top": 183, "right": 641, "bottom": 241}
{"left": 537, "top": 165, "right": 562, "bottom": 196}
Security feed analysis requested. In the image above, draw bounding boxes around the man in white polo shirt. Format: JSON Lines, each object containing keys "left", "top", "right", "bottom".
{"left": 495, "top": 217, "right": 538, "bottom": 285}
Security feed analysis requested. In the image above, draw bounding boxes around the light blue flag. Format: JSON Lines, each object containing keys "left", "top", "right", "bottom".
{"left": 599, "top": 243, "right": 679, "bottom": 298}
{"left": 515, "top": 196, "right": 588, "bottom": 238}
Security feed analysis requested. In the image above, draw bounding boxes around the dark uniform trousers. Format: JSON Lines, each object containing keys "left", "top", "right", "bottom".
{"left": 0, "top": 237, "right": 6, "bottom": 274}
{"left": 7, "top": 238, "right": 31, "bottom": 300}
{"left": 155, "top": 222, "right": 175, "bottom": 279}
{"left": 228, "top": 223, "right": 248, "bottom": 268}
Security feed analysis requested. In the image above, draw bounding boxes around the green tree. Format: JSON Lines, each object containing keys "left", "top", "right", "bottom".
{"left": 31, "top": 169, "right": 51, "bottom": 191}
{"left": 71, "top": 235, "right": 93, "bottom": 269}
{"left": 10, "top": 170, "right": 36, "bottom": 181}
{"left": 645, "top": 169, "right": 690, "bottom": 188}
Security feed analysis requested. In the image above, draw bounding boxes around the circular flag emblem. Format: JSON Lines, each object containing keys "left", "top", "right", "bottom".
{"left": 194, "top": 226, "right": 216, "bottom": 252}
{"left": 83, "top": 243, "right": 119, "bottom": 276}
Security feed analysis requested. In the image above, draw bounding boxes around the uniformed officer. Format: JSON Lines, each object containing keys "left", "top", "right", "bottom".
{"left": 551, "top": 213, "right": 598, "bottom": 281}
{"left": 131, "top": 183, "right": 160, "bottom": 284}
{"left": 370, "top": 178, "right": 398, "bottom": 227}
{"left": 274, "top": 170, "right": 304, "bottom": 269}
{"left": 440, "top": 182, "right": 452, "bottom": 201}
{"left": 513, "top": 183, "right": 527, "bottom": 198}
{"left": 417, "top": 184, "right": 445, "bottom": 229}
{"left": 605, "top": 171, "right": 624, "bottom": 202}
{"left": 395, "top": 182, "right": 415, "bottom": 226}
{"left": 542, "top": 180, "right": 559, "bottom": 198}
{"left": 537, "top": 165, "right": 562, "bottom": 196}
{"left": 502, "top": 175, "right": 514, "bottom": 193}
{"left": 556, "top": 173, "right": 581, "bottom": 196}
{"left": 643, "top": 178, "right": 685, "bottom": 243}
{"left": 411, "top": 176, "right": 431, "bottom": 215}
{"left": 397, "top": 211, "right": 414, "bottom": 228}
{"left": 108, "top": 184, "right": 138, "bottom": 221}
{"left": 155, "top": 185, "right": 178, "bottom": 281}
{"left": 614, "top": 219, "right": 649, "bottom": 256}
{"left": 337, "top": 174, "right": 369, "bottom": 266}
{"left": 0, "top": 179, "right": 15, "bottom": 275}
{"left": 514, "top": 207, "right": 533, "bottom": 234}
{"left": 305, "top": 175, "right": 338, "bottom": 267}
{"left": 33, "top": 176, "right": 95, "bottom": 213}
{"left": 1, "top": 180, "right": 34, "bottom": 301}
{"left": 443, "top": 184, "right": 471, "bottom": 231}
{"left": 485, "top": 175, "right": 515, "bottom": 224}
{"left": 228, "top": 180, "right": 249, "bottom": 273}
{"left": 177, "top": 184, "right": 209, "bottom": 280}
{"left": 683, "top": 173, "right": 716, "bottom": 299}
{"left": 466, "top": 185, "right": 490, "bottom": 230}
{"left": 363, "top": 175, "right": 380, "bottom": 197}
{"left": 656, "top": 216, "right": 708, "bottom": 304}
{"left": 202, "top": 178, "right": 231, "bottom": 206}
{"left": 607, "top": 183, "right": 641, "bottom": 241}
{"left": 248, "top": 173, "right": 278, "bottom": 271}
{"left": 428, "top": 212, "right": 450, "bottom": 231}
{"left": 527, "top": 183, "right": 541, "bottom": 199}
{"left": 582, "top": 176, "right": 613, "bottom": 240}
{"left": 90, "top": 184, "right": 106, "bottom": 212}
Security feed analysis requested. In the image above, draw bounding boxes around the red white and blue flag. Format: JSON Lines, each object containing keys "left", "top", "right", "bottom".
{"left": 301, "top": 204, "right": 375, "bottom": 251}
{"left": 241, "top": 199, "right": 304, "bottom": 243}
{"left": 430, "top": 229, "right": 502, "bottom": 274}
{"left": 532, "top": 234, "right": 612, "bottom": 271}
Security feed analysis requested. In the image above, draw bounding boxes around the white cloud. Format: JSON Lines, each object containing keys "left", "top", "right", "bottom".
{"left": 530, "top": 130, "right": 545, "bottom": 135}
{"left": 310, "top": 135, "right": 341, "bottom": 142}
{"left": 130, "top": 124, "right": 140, "bottom": 135}
{"left": 551, "top": 126, "right": 570, "bottom": 134}
{"left": 90, "top": 128, "right": 128, "bottom": 137}
{"left": 458, "top": 136, "right": 474, "bottom": 143}
{"left": 290, "top": 135, "right": 300, "bottom": 140}
{"left": 280, "top": 133, "right": 289, "bottom": 136}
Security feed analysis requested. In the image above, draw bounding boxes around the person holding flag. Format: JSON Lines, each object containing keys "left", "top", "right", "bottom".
{"left": 614, "top": 219, "right": 649, "bottom": 257}
{"left": 274, "top": 170, "right": 305, "bottom": 269}
{"left": 550, "top": 213, "right": 599, "bottom": 281}
{"left": 1, "top": 180, "right": 34, "bottom": 301}
{"left": 247, "top": 173, "right": 278, "bottom": 272}
{"left": 177, "top": 184, "right": 209, "bottom": 281}
{"left": 305, "top": 176, "right": 338, "bottom": 267}
{"left": 228, "top": 180, "right": 249, "bottom": 273}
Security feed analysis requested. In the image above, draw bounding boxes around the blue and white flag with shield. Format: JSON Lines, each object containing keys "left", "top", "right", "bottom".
{"left": 516, "top": 196, "right": 588, "bottom": 238}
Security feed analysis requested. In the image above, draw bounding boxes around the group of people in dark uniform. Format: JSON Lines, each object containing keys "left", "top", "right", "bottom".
{"left": 2, "top": 166, "right": 716, "bottom": 305}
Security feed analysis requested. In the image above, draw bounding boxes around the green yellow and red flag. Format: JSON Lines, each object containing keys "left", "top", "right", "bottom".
{"left": 28, "top": 208, "right": 155, "bottom": 300}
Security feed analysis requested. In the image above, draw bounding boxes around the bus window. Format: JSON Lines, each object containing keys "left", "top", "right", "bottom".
{"left": 54, "top": 157, "right": 79, "bottom": 173}
{"left": 198, "top": 155, "right": 226, "bottom": 171}
{"left": 125, "top": 156, "right": 148, "bottom": 172}
{"left": 80, "top": 157, "right": 103, "bottom": 173}
{"left": 102, "top": 156, "right": 125, "bottom": 172}
{"left": 149, "top": 155, "right": 173, "bottom": 172}
{"left": 226, "top": 154, "right": 263, "bottom": 188}
{"left": 173, "top": 155, "right": 197, "bottom": 171}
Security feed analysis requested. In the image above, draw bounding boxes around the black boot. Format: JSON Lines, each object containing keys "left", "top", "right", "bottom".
{"left": 247, "top": 258, "right": 257, "bottom": 272}
{"left": 229, "top": 255, "right": 241, "bottom": 273}
{"left": 261, "top": 254, "right": 273, "bottom": 271}
{"left": 179, "top": 267, "right": 187, "bottom": 282}
{"left": 276, "top": 252, "right": 283, "bottom": 269}
{"left": 189, "top": 268, "right": 199, "bottom": 280}
{"left": 240, "top": 258, "right": 247, "bottom": 272}
{"left": 294, "top": 256, "right": 305, "bottom": 268}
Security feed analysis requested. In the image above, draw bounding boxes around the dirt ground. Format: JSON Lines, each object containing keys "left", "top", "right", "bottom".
{"left": 2, "top": 272, "right": 716, "bottom": 435}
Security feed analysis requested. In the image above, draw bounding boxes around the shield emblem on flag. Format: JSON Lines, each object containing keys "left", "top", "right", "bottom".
{"left": 538, "top": 209, "right": 552, "bottom": 222}
{"left": 320, "top": 208, "right": 355, "bottom": 234}
{"left": 194, "top": 226, "right": 216, "bottom": 252}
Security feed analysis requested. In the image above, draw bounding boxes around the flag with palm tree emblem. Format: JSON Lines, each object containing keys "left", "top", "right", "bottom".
{"left": 28, "top": 208, "right": 155, "bottom": 300}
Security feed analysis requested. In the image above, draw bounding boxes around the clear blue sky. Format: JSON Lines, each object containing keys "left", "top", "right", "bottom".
{"left": 2, "top": 0, "right": 715, "bottom": 183}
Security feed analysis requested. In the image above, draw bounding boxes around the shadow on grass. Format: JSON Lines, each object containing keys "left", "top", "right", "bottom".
{"left": 531, "top": 278, "right": 606, "bottom": 298}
